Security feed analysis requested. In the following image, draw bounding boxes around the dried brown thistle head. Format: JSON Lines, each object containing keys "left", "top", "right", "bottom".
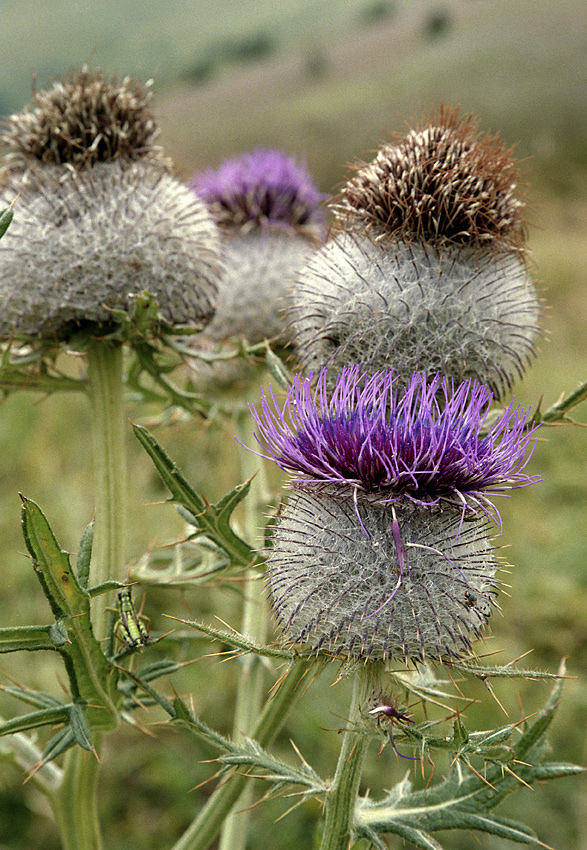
{"left": 335, "top": 106, "right": 526, "bottom": 250}
{"left": 1, "top": 67, "right": 169, "bottom": 177}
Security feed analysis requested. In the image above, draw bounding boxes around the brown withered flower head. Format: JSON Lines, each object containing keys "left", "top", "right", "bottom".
{"left": 336, "top": 106, "right": 525, "bottom": 250}
{"left": 1, "top": 67, "right": 169, "bottom": 176}
{"left": 290, "top": 107, "right": 540, "bottom": 399}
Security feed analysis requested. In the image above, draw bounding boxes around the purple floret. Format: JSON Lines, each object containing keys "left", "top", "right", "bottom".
{"left": 248, "top": 366, "right": 540, "bottom": 525}
{"left": 189, "top": 147, "right": 326, "bottom": 232}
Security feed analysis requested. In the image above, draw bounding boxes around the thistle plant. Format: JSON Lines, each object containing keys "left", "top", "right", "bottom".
{"left": 290, "top": 107, "right": 541, "bottom": 398}
{"left": 0, "top": 68, "right": 222, "bottom": 611}
{"left": 1, "top": 93, "right": 585, "bottom": 850}
{"left": 0, "top": 68, "right": 222, "bottom": 850}
{"left": 184, "top": 148, "right": 325, "bottom": 848}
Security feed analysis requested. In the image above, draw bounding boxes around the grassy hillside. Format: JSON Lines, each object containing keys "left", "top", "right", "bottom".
{"left": 152, "top": 0, "right": 587, "bottom": 201}
{"left": 2, "top": 0, "right": 587, "bottom": 200}
{"left": 0, "top": 0, "right": 388, "bottom": 113}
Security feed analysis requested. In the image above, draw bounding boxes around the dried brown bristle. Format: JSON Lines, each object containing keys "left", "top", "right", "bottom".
{"left": 335, "top": 106, "right": 526, "bottom": 250}
{"left": 1, "top": 67, "right": 169, "bottom": 174}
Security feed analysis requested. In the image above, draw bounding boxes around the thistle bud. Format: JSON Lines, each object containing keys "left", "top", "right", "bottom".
{"left": 248, "top": 367, "right": 540, "bottom": 661}
{"left": 290, "top": 108, "right": 540, "bottom": 399}
{"left": 0, "top": 69, "right": 221, "bottom": 341}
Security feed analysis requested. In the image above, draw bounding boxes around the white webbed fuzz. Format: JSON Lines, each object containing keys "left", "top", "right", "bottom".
{"left": 0, "top": 160, "right": 221, "bottom": 338}
{"left": 267, "top": 486, "right": 499, "bottom": 662}
{"left": 290, "top": 234, "right": 539, "bottom": 398}
{"left": 206, "top": 229, "right": 315, "bottom": 345}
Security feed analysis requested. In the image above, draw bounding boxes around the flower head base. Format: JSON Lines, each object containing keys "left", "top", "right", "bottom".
{"left": 189, "top": 148, "right": 325, "bottom": 240}
{"left": 250, "top": 367, "right": 540, "bottom": 661}
{"left": 268, "top": 489, "right": 498, "bottom": 661}
{"left": 1, "top": 68, "right": 168, "bottom": 178}
{"left": 289, "top": 108, "right": 540, "bottom": 398}
{"left": 290, "top": 238, "right": 539, "bottom": 399}
{"left": 250, "top": 366, "right": 540, "bottom": 526}
{"left": 335, "top": 106, "right": 525, "bottom": 250}
{"left": 0, "top": 162, "right": 220, "bottom": 339}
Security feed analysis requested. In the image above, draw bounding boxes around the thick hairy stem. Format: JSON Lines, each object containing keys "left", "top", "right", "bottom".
{"left": 319, "top": 666, "right": 374, "bottom": 850}
{"left": 218, "top": 410, "right": 272, "bottom": 850}
{"left": 86, "top": 339, "right": 127, "bottom": 638}
{"left": 53, "top": 745, "right": 103, "bottom": 850}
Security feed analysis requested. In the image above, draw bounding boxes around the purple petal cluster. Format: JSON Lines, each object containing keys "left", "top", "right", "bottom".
{"left": 189, "top": 148, "right": 325, "bottom": 234}
{"left": 250, "top": 366, "right": 539, "bottom": 524}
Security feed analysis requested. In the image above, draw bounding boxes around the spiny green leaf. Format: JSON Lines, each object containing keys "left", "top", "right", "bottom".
{"left": 76, "top": 520, "right": 94, "bottom": 589}
{"left": 20, "top": 495, "right": 89, "bottom": 618}
{"left": 132, "top": 423, "right": 256, "bottom": 567}
{"left": 170, "top": 617, "right": 294, "bottom": 660}
{"left": 69, "top": 703, "right": 94, "bottom": 752}
{"left": 118, "top": 666, "right": 237, "bottom": 753}
{"left": 264, "top": 345, "right": 291, "bottom": 389}
{"left": 0, "top": 624, "right": 56, "bottom": 653}
{"left": 218, "top": 736, "right": 325, "bottom": 795}
{"left": 130, "top": 532, "right": 232, "bottom": 586}
{"left": 539, "top": 378, "right": 587, "bottom": 423}
{"left": 172, "top": 696, "right": 192, "bottom": 722}
{"left": 355, "top": 676, "right": 583, "bottom": 847}
{"left": 451, "top": 660, "right": 562, "bottom": 680}
{"left": 0, "top": 205, "right": 13, "bottom": 239}
{"left": 360, "top": 822, "right": 444, "bottom": 850}
{"left": 19, "top": 497, "right": 119, "bottom": 729}
{"left": 0, "top": 685, "right": 64, "bottom": 711}
{"left": 40, "top": 726, "right": 76, "bottom": 765}
{"left": 136, "top": 659, "right": 186, "bottom": 682}
{"left": 86, "top": 579, "right": 126, "bottom": 597}
{"left": 49, "top": 620, "right": 70, "bottom": 647}
{"left": 0, "top": 707, "right": 69, "bottom": 737}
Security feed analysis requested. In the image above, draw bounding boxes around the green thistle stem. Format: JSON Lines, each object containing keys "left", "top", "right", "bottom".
{"left": 86, "top": 339, "right": 127, "bottom": 638}
{"left": 171, "top": 657, "right": 312, "bottom": 850}
{"left": 218, "top": 410, "right": 272, "bottom": 850}
{"left": 319, "top": 666, "right": 374, "bottom": 850}
{"left": 53, "top": 744, "right": 103, "bottom": 850}
{"left": 49, "top": 339, "right": 126, "bottom": 850}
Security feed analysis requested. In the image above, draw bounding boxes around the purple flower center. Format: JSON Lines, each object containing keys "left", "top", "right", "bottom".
{"left": 189, "top": 147, "right": 325, "bottom": 231}
{"left": 248, "top": 366, "right": 540, "bottom": 523}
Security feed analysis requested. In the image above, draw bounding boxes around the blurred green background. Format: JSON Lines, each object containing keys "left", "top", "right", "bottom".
{"left": 1, "top": 1, "right": 586, "bottom": 848}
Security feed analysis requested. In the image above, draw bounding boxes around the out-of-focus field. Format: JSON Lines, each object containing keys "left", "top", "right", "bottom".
{"left": 1, "top": 1, "right": 586, "bottom": 848}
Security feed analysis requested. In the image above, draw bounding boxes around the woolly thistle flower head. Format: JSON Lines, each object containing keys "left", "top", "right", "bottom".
{"left": 0, "top": 69, "right": 221, "bottom": 341}
{"left": 188, "top": 149, "right": 326, "bottom": 348}
{"left": 249, "top": 367, "right": 540, "bottom": 661}
{"left": 0, "top": 67, "right": 168, "bottom": 178}
{"left": 290, "top": 108, "right": 541, "bottom": 399}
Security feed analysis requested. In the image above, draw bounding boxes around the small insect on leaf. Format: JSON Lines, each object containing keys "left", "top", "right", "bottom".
{"left": 116, "top": 589, "right": 149, "bottom": 649}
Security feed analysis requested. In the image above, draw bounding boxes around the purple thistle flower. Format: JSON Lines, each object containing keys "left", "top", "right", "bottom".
{"left": 187, "top": 149, "right": 327, "bottom": 368}
{"left": 249, "top": 366, "right": 539, "bottom": 527}
{"left": 189, "top": 147, "right": 326, "bottom": 237}
{"left": 247, "top": 367, "right": 541, "bottom": 661}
